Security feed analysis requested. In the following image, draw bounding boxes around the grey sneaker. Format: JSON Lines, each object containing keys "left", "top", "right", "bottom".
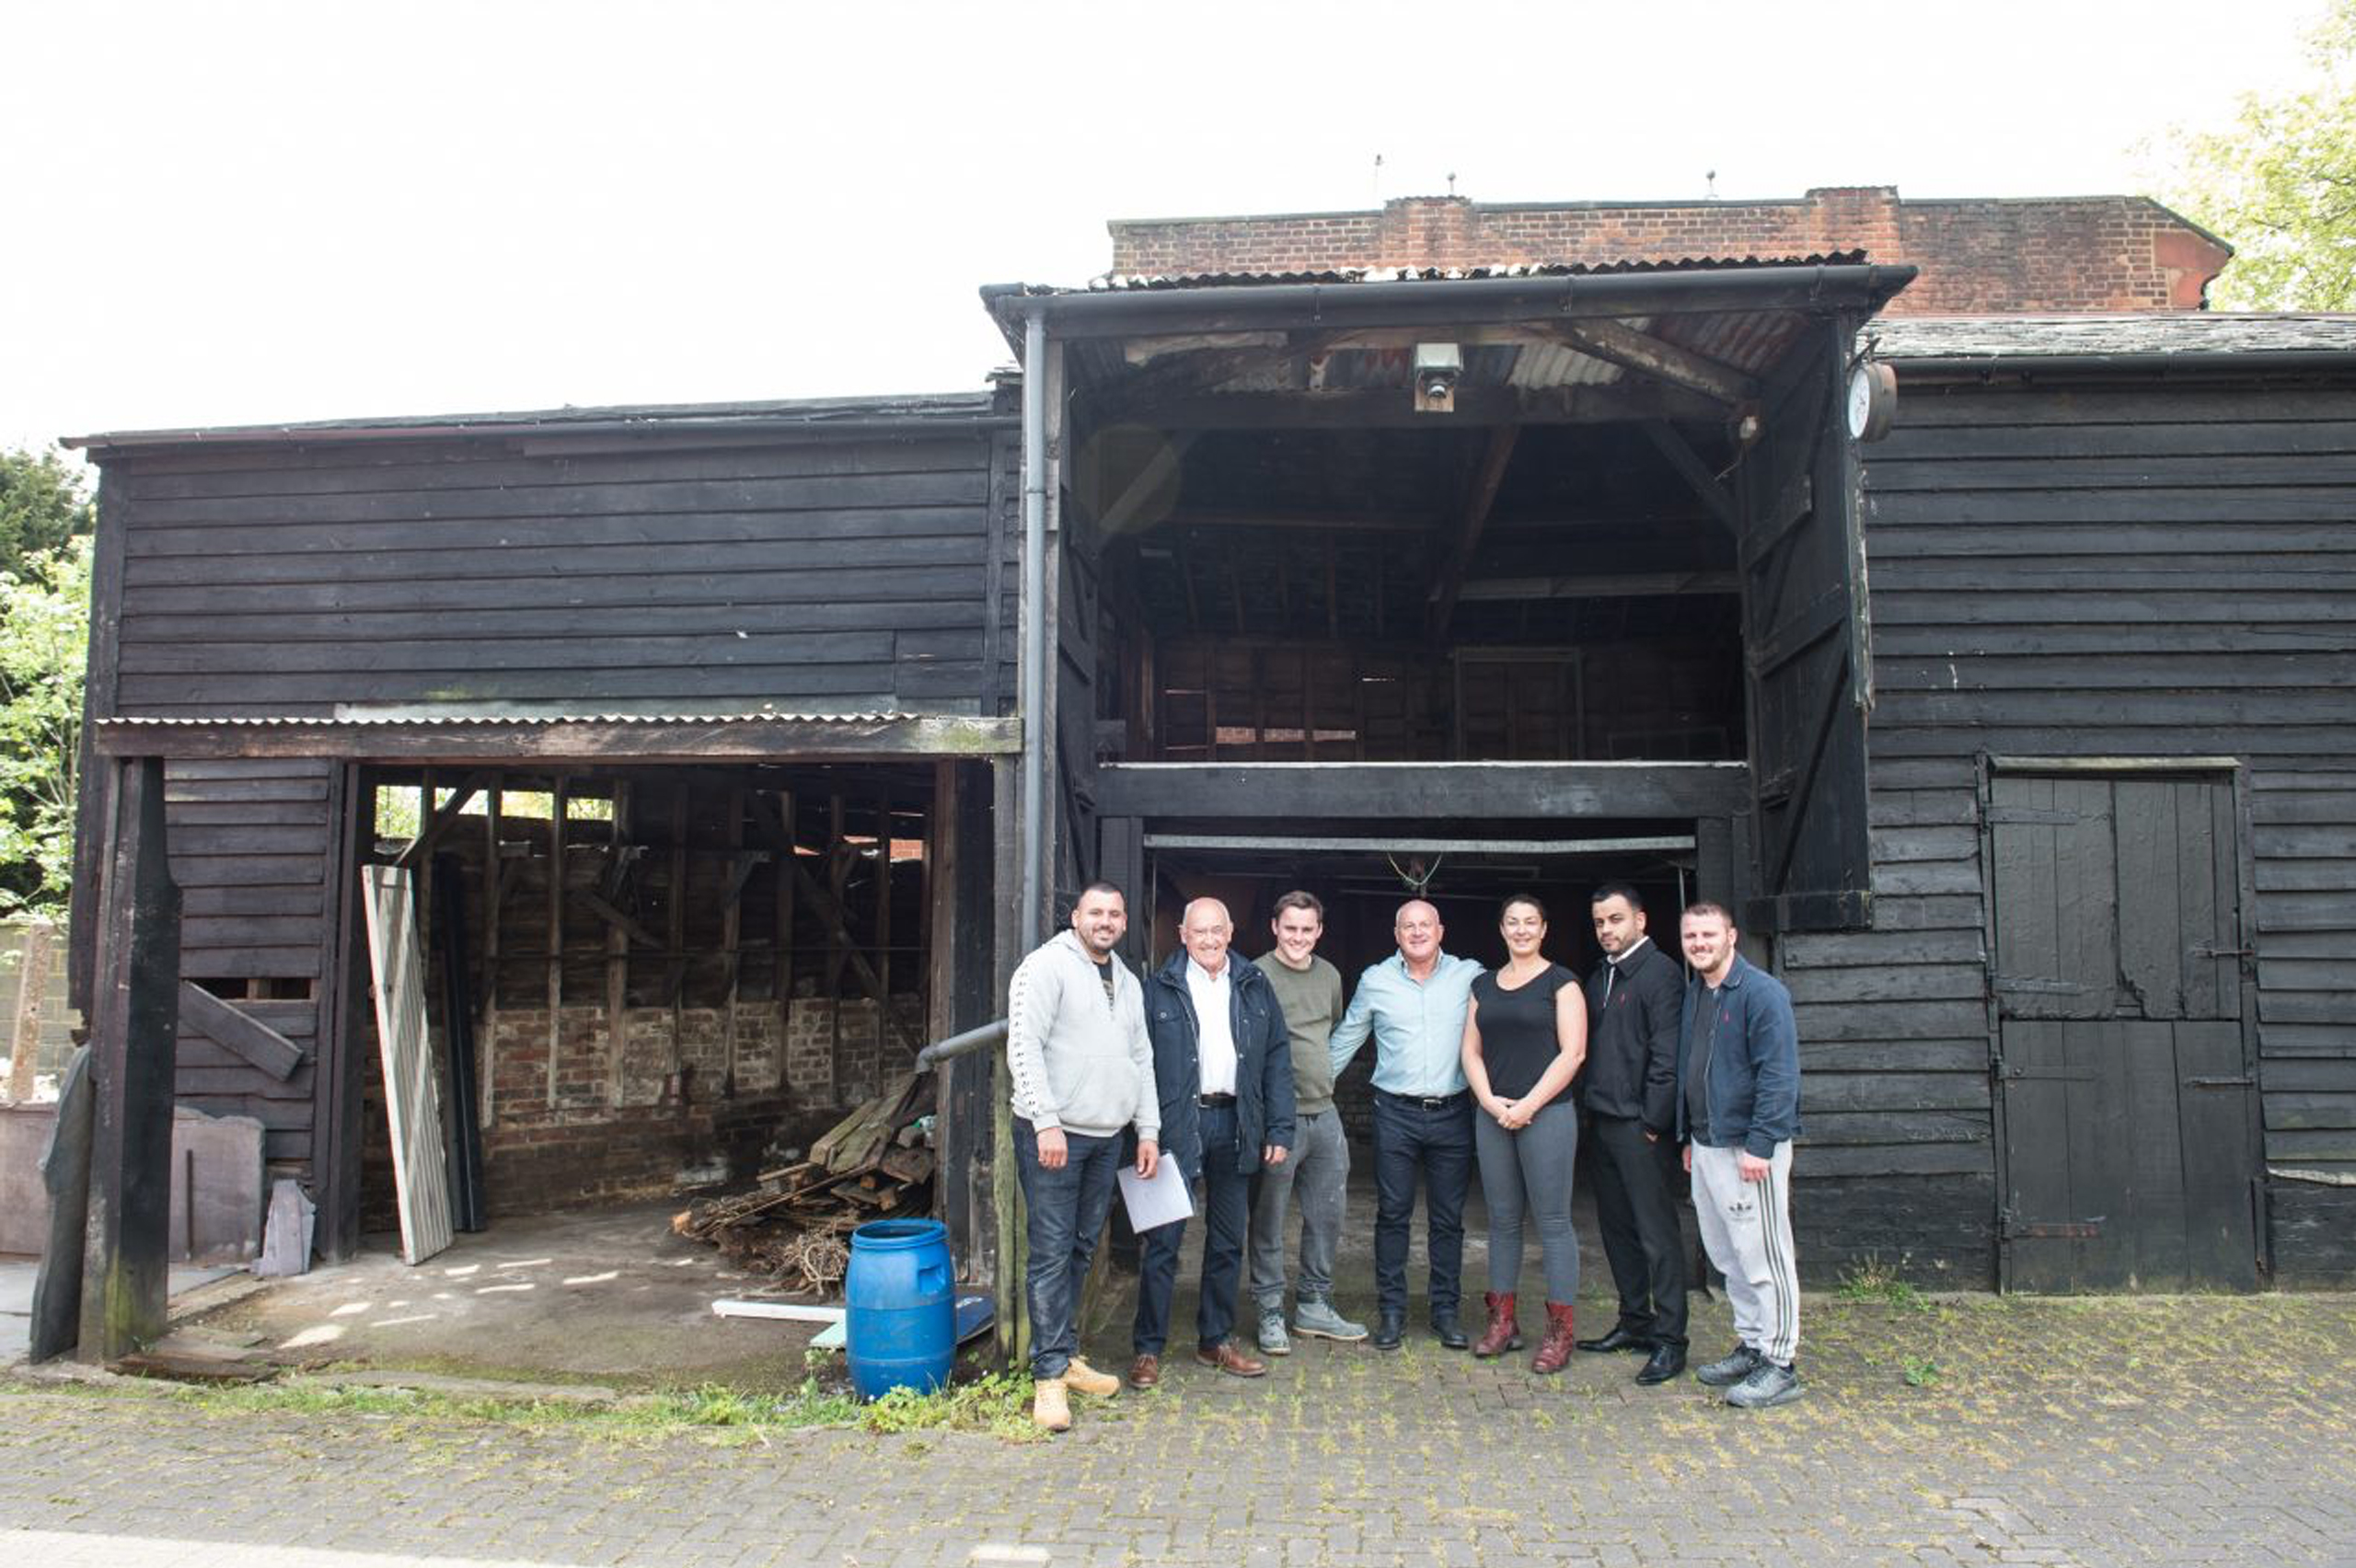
{"left": 1695, "top": 1343, "right": 1762, "bottom": 1388}
{"left": 1292, "top": 1297, "right": 1369, "bottom": 1342}
{"left": 1257, "top": 1308, "right": 1292, "bottom": 1356}
{"left": 1726, "top": 1358, "right": 1804, "bottom": 1409}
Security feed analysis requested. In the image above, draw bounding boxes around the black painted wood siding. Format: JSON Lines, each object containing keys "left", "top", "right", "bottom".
{"left": 104, "top": 432, "right": 1002, "bottom": 718}
{"left": 1796, "top": 382, "right": 2356, "bottom": 1286}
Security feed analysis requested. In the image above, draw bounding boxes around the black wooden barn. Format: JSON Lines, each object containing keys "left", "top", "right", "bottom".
{"left": 51, "top": 267, "right": 2356, "bottom": 1358}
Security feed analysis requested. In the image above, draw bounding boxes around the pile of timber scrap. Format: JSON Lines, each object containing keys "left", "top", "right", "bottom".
{"left": 672, "top": 1073, "right": 936, "bottom": 1296}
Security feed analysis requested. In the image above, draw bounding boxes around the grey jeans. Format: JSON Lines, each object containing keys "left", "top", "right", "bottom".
{"left": 1473, "top": 1098, "right": 1581, "bottom": 1301}
{"left": 1248, "top": 1107, "right": 1348, "bottom": 1309}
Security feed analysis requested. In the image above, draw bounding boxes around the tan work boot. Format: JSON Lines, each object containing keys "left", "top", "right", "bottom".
{"left": 1032, "top": 1376, "right": 1071, "bottom": 1432}
{"left": 1062, "top": 1356, "right": 1120, "bottom": 1399}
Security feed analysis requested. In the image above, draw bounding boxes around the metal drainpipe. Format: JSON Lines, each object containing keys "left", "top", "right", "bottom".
{"left": 1018, "top": 307, "right": 1048, "bottom": 953}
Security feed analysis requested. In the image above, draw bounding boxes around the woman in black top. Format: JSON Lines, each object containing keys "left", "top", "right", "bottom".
{"left": 1461, "top": 894, "right": 1589, "bottom": 1371}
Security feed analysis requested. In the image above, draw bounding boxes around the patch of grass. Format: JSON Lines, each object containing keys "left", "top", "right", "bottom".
{"left": 1835, "top": 1255, "right": 1930, "bottom": 1312}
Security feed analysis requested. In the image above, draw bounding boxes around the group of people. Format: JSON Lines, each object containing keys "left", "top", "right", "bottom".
{"left": 1001, "top": 880, "right": 1804, "bottom": 1434}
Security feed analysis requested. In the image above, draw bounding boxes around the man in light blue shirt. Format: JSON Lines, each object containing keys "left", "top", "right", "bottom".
{"left": 1329, "top": 898, "right": 1484, "bottom": 1350}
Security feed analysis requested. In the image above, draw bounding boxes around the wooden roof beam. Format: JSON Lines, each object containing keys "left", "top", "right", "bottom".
{"left": 1543, "top": 320, "right": 1760, "bottom": 407}
{"left": 1644, "top": 421, "right": 1740, "bottom": 542}
{"left": 1458, "top": 570, "right": 1739, "bottom": 602}
{"left": 1138, "top": 383, "right": 1723, "bottom": 430}
{"left": 1426, "top": 424, "right": 1521, "bottom": 642}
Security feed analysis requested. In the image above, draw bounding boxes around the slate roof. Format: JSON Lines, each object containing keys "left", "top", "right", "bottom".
{"left": 1869, "top": 313, "right": 2356, "bottom": 362}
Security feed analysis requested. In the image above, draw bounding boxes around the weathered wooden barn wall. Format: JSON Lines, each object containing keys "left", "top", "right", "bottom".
{"left": 164, "top": 758, "right": 343, "bottom": 1174}
{"left": 1781, "top": 377, "right": 2356, "bottom": 1286}
{"left": 103, "top": 427, "right": 1007, "bottom": 717}
{"left": 79, "top": 410, "right": 1018, "bottom": 1216}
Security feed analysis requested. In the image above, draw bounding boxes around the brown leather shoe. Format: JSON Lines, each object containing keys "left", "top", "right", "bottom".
{"left": 1127, "top": 1353, "right": 1161, "bottom": 1389}
{"left": 1195, "top": 1339, "right": 1268, "bottom": 1378}
{"left": 1532, "top": 1301, "right": 1577, "bottom": 1376}
{"left": 1472, "top": 1290, "right": 1523, "bottom": 1358}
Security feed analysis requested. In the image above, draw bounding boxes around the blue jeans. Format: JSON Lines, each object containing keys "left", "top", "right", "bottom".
{"left": 1249, "top": 1106, "right": 1349, "bottom": 1309}
{"left": 1134, "top": 1102, "right": 1253, "bottom": 1355}
{"left": 1012, "top": 1117, "right": 1123, "bottom": 1380}
{"left": 1371, "top": 1089, "right": 1474, "bottom": 1320}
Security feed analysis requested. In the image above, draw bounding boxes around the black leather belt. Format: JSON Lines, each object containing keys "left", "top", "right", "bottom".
{"left": 1196, "top": 1092, "right": 1237, "bottom": 1108}
{"left": 1380, "top": 1088, "right": 1466, "bottom": 1110}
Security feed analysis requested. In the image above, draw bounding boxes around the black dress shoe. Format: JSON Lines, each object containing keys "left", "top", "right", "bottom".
{"left": 1634, "top": 1344, "right": 1687, "bottom": 1385}
{"left": 1575, "top": 1324, "right": 1652, "bottom": 1355}
{"left": 1431, "top": 1313, "right": 1469, "bottom": 1351}
{"left": 1371, "top": 1311, "right": 1405, "bottom": 1352}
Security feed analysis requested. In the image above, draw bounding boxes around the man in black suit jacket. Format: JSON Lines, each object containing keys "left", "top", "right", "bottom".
{"left": 1576, "top": 883, "right": 1689, "bottom": 1384}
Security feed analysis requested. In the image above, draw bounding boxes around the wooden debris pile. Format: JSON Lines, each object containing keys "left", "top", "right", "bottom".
{"left": 672, "top": 1072, "right": 937, "bottom": 1296}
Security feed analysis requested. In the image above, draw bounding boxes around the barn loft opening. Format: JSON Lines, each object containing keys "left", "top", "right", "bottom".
{"left": 1086, "top": 418, "right": 1745, "bottom": 765}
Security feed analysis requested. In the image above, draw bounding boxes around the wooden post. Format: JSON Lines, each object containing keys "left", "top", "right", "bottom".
{"left": 990, "top": 753, "right": 1024, "bottom": 1364}
{"left": 826, "top": 792, "right": 847, "bottom": 1101}
{"left": 874, "top": 794, "right": 894, "bottom": 1054}
{"left": 79, "top": 756, "right": 182, "bottom": 1361}
{"left": 666, "top": 781, "right": 689, "bottom": 1085}
{"left": 6, "top": 919, "right": 54, "bottom": 1102}
{"left": 606, "top": 781, "right": 632, "bottom": 1109}
{"left": 479, "top": 783, "right": 501, "bottom": 1130}
{"left": 721, "top": 785, "right": 746, "bottom": 1094}
{"left": 774, "top": 789, "right": 797, "bottom": 1079}
{"left": 546, "top": 775, "right": 567, "bottom": 1108}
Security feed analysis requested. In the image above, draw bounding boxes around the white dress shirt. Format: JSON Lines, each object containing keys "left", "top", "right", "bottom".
{"left": 1186, "top": 957, "right": 1239, "bottom": 1096}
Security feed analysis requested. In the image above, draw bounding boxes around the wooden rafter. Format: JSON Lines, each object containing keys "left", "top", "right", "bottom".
{"left": 1543, "top": 319, "right": 1760, "bottom": 407}
{"left": 1426, "top": 424, "right": 1522, "bottom": 642}
{"left": 1458, "top": 570, "right": 1739, "bottom": 603}
{"left": 1643, "top": 422, "right": 1740, "bottom": 540}
{"left": 395, "top": 770, "right": 492, "bottom": 868}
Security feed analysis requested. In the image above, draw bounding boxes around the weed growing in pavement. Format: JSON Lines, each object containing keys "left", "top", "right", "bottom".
{"left": 1836, "top": 1255, "right": 1930, "bottom": 1312}
{"left": 1901, "top": 1355, "right": 1943, "bottom": 1389}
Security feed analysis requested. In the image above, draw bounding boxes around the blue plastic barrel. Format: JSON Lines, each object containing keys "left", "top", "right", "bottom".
{"left": 845, "top": 1217, "right": 954, "bottom": 1399}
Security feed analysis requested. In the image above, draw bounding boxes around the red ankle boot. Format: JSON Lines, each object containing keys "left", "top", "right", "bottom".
{"left": 1532, "top": 1301, "right": 1576, "bottom": 1375}
{"left": 1473, "top": 1291, "right": 1522, "bottom": 1357}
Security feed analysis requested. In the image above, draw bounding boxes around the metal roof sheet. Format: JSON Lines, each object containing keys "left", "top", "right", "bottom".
{"left": 1870, "top": 313, "right": 2356, "bottom": 361}
{"left": 1074, "top": 251, "right": 1870, "bottom": 294}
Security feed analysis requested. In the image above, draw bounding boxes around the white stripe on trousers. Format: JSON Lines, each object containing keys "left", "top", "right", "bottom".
{"left": 1690, "top": 1141, "right": 1799, "bottom": 1366}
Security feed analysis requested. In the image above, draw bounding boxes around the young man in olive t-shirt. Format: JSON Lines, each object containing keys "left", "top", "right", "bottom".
{"left": 1245, "top": 891, "right": 1369, "bottom": 1352}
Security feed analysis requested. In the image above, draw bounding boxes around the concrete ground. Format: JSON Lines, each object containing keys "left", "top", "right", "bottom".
{"left": 0, "top": 1257, "right": 240, "bottom": 1364}
{"left": 3, "top": 1194, "right": 2354, "bottom": 1566}
{"left": 2, "top": 1288, "right": 2352, "bottom": 1566}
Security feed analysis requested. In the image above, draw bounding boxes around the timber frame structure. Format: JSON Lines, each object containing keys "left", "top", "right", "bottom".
{"left": 44, "top": 264, "right": 2356, "bottom": 1361}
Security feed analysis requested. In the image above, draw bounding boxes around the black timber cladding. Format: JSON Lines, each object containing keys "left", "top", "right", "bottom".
{"left": 90, "top": 406, "right": 1008, "bottom": 720}
{"left": 1805, "top": 371, "right": 2356, "bottom": 1286}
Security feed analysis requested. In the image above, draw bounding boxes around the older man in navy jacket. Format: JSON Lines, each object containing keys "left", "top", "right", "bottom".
{"left": 1676, "top": 900, "right": 1804, "bottom": 1410}
{"left": 1129, "top": 897, "right": 1296, "bottom": 1388}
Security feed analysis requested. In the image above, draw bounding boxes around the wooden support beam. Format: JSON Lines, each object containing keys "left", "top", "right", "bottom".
{"left": 1092, "top": 430, "right": 1198, "bottom": 536}
{"left": 788, "top": 853, "right": 921, "bottom": 1053}
{"left": 1162, "top": 507, "right": 1438, "bottom": 535}
{"left": 773, "top": 790, "right": 797, "bottom": 1052}
{"left": 92, "top": 714, "right": 1023, "bottom": 763}
{"left": 873, "top": 796, "right": 894, "bottom": 1052}
{"left": 1457, "top": 570, "right": 1739, "bottom": 603}
{"left": 1129, "top": 382, "right": 1725, "bottom": 432}
{"left": 1542, "top": 320, "right": 1760, "bottom": 407}
{"left": 479, "top": 784, "right": 500, "bottom": 1130}
{"left": 80, "top": 756, "right": 182, "bottom": 1362}
{"left": 1092, "top": 760, "right": 1752, "bottom": 820}
{"left": 1427, "top": 424, "right": 1521, "bottom": 642}
{"left": 664, "top": 787, "right": 690, "bottom": 1055}
{"left": 395, "top": 771, "right": 491, "bottom": 869}
{"left": 605, "top": 781, "right": 632, "bottom": 1110}
{"left": 1644, "top": 422, "right": 1740, "bottom": 539}
{"left": 545, "top": 775, "right": 566, "bottom": 1109}
{"left": 721, "top": 788, "right": 750, "bottom": 1093}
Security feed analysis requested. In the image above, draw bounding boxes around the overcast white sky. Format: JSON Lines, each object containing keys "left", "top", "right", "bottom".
{"left": 4, "top": 0, "right": 2330, "bottom": 457}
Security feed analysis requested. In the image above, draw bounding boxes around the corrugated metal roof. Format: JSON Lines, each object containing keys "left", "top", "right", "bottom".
{"left": 1870, "top": 313, "right": 2356, "bottom": 361}
{"left": 1074, "top": 251, "right": 1870, "bottom": 294}
{"left": 97, "top": 710, "right": 929, "bottom": 729}
{"left": 67, "top": 392, "right": 1007, "bottom": 454}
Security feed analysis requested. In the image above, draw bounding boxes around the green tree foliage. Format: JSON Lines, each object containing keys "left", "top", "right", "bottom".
{"left": 0, "top": 536, "right": 91, "bottom": 917}
{"left": 2167, "top": 1, "right": 2356, "bottom": 309}
{"left": 0, "top": 446, "right": 96, "bottom": 578}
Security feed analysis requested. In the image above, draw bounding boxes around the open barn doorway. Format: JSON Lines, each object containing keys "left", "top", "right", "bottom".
{"left": 342, "top": 762, "right": 953, "bottom": 1249}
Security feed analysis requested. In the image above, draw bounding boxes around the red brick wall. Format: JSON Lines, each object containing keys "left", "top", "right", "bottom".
{"left": 1107, "top": 188, "right": 2229, "bottom": 314}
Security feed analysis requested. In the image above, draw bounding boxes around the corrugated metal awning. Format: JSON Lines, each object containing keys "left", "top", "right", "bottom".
{"left": 91, "top": 710, "right": 1022, "bottom": 763}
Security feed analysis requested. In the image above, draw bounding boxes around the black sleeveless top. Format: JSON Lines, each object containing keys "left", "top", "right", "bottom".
{"left": 1470, "top": 963, "right": 1577, "bottom": 1100}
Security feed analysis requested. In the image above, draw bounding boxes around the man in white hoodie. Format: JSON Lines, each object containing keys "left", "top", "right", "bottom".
{"left": 1006, "top": 882, "right": 1161, "bottom": 1432}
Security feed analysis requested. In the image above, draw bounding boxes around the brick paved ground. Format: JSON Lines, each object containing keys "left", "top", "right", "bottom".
{"left": 4, "top": 1288, "right": 2353, "bottom": 1568}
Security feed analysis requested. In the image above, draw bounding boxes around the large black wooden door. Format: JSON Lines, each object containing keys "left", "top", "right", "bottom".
{"left": 1738, "top": 320, "right": 1874, "bottom": 933}
{"left": 1988, "top": 774, "right": 2259, "bottom": 1291}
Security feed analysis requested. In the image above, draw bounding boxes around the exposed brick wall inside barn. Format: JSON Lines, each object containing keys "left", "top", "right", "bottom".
{"left": 1107, "top": 188, "right": 2229, "bottom": 313}
{"left": 359, "top": 994, "right": 927, "bottom": 1228}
